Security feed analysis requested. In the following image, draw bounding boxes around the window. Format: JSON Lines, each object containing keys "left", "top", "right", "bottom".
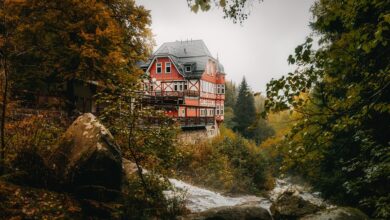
{"left": 174, "top": 82, "right": 186, "bottom": 91}
{"left": 200, "top": 109, "right": 206, "bottom": 117}
{"left": 156, "top": 62, "right": 162, "bottom": 73}
{"left": 217, "top": 84, "right": 225, "bottom": 94}
{"left": 220, "top": 105, "right": 224, "bottom": 115}
{"left": 185, "top": 66, "right": 191, "bottom": 72}
{"left": 165, "top": 62, "right": 171, "bottom": 73}
{"left": 201, "top": 81, "right": 217, "bottom": 93}
{"left": 208, "top": 109, "right": 214, "bottom": 116}
{"left": 216, "top": 105, "right": 220, "bottom": 115}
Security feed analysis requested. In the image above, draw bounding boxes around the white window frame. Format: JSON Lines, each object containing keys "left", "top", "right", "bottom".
{"left": 217, "top": 84, "right": 225, "bottom": 94}
{"left": 165, "top": 62, "right": 171, "bottom": 73}
{"left": 208, "top": 109, "right": 214, "bottom": 116}
{"left": 185, "top": 66, "right": 191, "bottom": 72}
{"left": 156, "top": 62, "right": 162, "bottom": 73}
{"left": 174, "top": 81, "right": 186, "bottom": 91}
{"left": 200, "top": 109, "right": 206, "bottom": 117}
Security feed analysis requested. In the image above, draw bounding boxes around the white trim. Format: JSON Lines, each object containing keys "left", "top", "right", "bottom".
{"left": 145, "top": 55, "right": 185, "bottom": 77}
{"left": 185, "top": 66, "right": 191, "bottom": 72}
{"left": 156, "top": 62, "right": 162, "bottom": 74}
{"left": 165, "top": 62, "right": 171, "bottom": 73}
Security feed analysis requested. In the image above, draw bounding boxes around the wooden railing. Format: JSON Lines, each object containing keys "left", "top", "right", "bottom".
{"left": 145, "top": 90, "right": 199, "bottom": 97}
{"left": 143, "top": 116, "right": 215, "bottom": 128}
{"left": 177, "top": 117, "right": 215, "bottom": 127}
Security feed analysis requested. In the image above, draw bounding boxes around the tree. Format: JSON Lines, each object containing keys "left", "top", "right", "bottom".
{"left": 4, "top": 0, "right": 153, "bottom": 109}
{"left": 187, "top": 0, "right": 263, "bottom": 23}
{"left": 252, "top": 94, "right": 275, "bottom": 144}
{"left": 251, "top": 117, "right": 275, "bottom": 145}
{"left": 0, "top": 0, "right": 24, "bottom": 172}
{"left": 224, "top": 80, "right": 237, "bottom": 129}
{"left": 266, "top": 0, "right": 390, "bottom": 218}
{"left": 97, "top": 79, "right": 182, "bottom": 218}
{"left": 0, "top": 0, "right": 153, "bottom": 171}
{"left": 233, "top": 77, "right": 256, "bottom": 139}
{"left": 225, "top": 80, "right": 237, "bottom": 108}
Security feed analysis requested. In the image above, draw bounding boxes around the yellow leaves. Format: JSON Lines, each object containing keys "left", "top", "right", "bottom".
{"left": 107, "top": 51, "right": 126, "bottom": 65}
{"left": 79, "top": 30, "right": 94, "bottom": 42}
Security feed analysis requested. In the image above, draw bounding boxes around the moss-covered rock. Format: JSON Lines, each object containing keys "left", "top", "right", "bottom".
{"left": 270, "top": 189, "right": 325, "bottom": 219}
{"left": 300, "top": 207, "right": 369, "bottom": 220}
{"left": 49, "top": 113, "right": 122, "bottom": 201}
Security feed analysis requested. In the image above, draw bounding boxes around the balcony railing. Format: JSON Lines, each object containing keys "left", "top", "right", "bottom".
{"left": 145, "top": 90, "right": 199, "bottom": 97}
{"left": 177, "top": 117, "right": 215, "bottom": 127}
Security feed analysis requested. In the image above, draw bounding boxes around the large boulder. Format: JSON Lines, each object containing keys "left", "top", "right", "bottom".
{"left": 181, "top": 204, "right": 272, "bottom": 220}
{"left": 300, "top": 207, "right": 369, "bottom": 220}
{"left": 49, "top": 113, "right": 122, "bottom": 201}
{"left": 270, "top": 189, "right": 325, "bottom": 219}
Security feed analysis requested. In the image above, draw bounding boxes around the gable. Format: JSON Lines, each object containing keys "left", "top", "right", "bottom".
{"left": 148, "top": 57, "right": 184, "bottom": 81}
{"left": 200, "top": 59, "right": 219, "bottom": 83}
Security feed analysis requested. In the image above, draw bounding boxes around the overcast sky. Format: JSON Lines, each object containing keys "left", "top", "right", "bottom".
{"left": 135, "top": 0, "right": 315, "bottom": 93}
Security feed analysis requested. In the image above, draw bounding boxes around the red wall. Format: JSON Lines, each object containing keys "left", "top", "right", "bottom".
{"left": 185, "top": 98, "right": 199, "bottom": 106}
{"left": 149, "top": 57, "right": 184, "bottom": 81}
{"left": 186, "top": 107, "right": 198, "bottom": 117}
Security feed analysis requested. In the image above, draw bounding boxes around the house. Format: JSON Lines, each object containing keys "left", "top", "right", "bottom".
{"left": 140, "top": 40, "right": 226, "bottom": 135}
{"left": 13, "top": 79, "right": 99, "bottom": 117}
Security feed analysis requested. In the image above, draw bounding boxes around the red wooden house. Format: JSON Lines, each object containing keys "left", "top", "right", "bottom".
{"left": 140, "top": 40, "right": 226, "bottom": 129}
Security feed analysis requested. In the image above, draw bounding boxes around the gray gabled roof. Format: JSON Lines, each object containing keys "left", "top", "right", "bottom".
{"left": 155, "top": 40, "right": 212, "bottom": 57}
{"left": 140, "top": 40, "right": 225, "bottom": 78}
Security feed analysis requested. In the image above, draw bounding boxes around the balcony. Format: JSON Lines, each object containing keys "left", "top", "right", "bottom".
{"left": 145, "top": 90, "right": 200, "bottom": 97}
{"left": 178, "top": 117, "right": 215, "bottom": 127}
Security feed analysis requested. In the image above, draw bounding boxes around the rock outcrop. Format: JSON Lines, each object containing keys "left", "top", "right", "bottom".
{"left": 181, "top": 204, "right": 272, "bottom": 220}
{"left": 270, "top": 189, "right": 325, "bottom": 219}
{"left": 49, "top": 113, "right": 122, "bottom": 201}
{"left": 300, "top": 207, "right": 369, "bottom": 220}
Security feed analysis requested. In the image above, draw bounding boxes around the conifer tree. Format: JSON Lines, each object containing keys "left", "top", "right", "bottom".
{"left": 233, "top": 77, "right": 256, "bottom": 139}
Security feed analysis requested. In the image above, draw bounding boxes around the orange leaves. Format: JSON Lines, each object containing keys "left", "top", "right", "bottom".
{"left": 2, "top": 0, "right": 153, "bottom": 90}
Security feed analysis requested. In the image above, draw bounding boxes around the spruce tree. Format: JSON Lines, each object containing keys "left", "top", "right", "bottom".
{"left": 233, "top": 77, "right": 256, "bottom": 139}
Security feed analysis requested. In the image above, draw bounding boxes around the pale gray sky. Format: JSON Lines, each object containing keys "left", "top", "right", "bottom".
{"left": 135, "top": 0, "right": 315, "bottom": 92}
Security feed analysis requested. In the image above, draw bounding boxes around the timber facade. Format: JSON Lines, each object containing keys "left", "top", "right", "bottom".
{"left": 140, "top": 40, "right": 226, "bottom": 131}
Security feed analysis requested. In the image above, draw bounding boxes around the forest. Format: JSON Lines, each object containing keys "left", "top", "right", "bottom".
{"left": 0, "top": 0, "right": 389, "bottom": 219}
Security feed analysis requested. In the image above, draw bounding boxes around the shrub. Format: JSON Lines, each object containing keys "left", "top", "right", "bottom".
{"left": 175, "top": 125, "right": 274, "bottom": 194}
{"left": 122, "top": 172, "right": 187, "bottom": 219}
{"left": 5, "top": 113, "right": 66, "bottom": 166}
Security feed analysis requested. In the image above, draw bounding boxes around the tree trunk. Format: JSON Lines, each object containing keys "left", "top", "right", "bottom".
{"left": 66, "top": 79, "right": 75, "bottom": 116}
{"left": 0, "top": 58, "right": 8, "bottom": 173}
